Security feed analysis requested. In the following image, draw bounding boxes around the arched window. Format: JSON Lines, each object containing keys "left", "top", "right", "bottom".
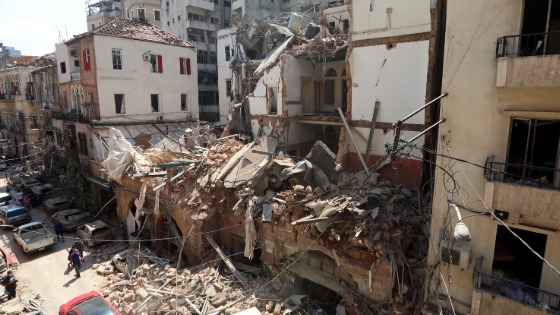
{"left": 325, "top": 68, "right": 337, "bottom": 77}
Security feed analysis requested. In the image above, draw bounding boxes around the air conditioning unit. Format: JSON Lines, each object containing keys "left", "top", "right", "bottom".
{"left": 143, "top": 54, "right": 150, "bottom": 61}
{"left": 70, "top": 50, "right": 78, "bottom": 57}
{"left": 440, "top": 239, "right": 471, "bottom": 269}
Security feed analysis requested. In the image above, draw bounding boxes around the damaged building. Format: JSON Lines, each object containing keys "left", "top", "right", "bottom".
{"left": 98, "top": 129, "right": 431, "bottom": 314}
{"left": 0, "top": 54, "right": 58, "bottom": 162}
{"left": 217, "top": 0, "right": 445, "bottom": 191}
{"left": 426, "top": 0, "right": 560, "bottom": 314}
{"left": 52, "top": 18, "right": 199, "bottom": 213}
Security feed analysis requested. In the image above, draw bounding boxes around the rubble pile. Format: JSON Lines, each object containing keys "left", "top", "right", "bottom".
{"left": 96, "top": 256, "right": 288, "bottom": 315}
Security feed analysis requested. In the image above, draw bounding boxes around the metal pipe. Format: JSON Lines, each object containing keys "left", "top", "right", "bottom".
{"left": 337, "top": 107, "right": 369, "bottom": 175}
{"left": 401, "top": 119, "right": 445, "bottom": 143}
{"left": 399, "top": 93, "right": 448, "bottom": 124}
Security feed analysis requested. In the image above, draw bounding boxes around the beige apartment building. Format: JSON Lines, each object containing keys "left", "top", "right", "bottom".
{"left": 427, "top": 0, "right": 560, "bottom": 314}
{"left": 86, "top": 0, "right": 162, "bottom": 30}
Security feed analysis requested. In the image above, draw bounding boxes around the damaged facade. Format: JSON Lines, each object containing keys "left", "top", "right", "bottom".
{"left": 0, "top": 54, "right": 58, "bottom": 162}
{"left": 52, "top": 18, "right": 199, "bottom": 213}
{"left": 218, "top": 0, "right": 444, "bottom": 190}
{"left": 426, "top": 0, "right": 560, "bottom": 314}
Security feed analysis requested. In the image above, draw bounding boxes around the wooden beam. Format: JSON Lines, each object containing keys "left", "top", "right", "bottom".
{"left": 205, "top": 234, "right": 250, "bottom": 290}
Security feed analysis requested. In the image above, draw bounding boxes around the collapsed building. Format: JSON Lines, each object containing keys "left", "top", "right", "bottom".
{"left": 217, "top": 0, "right": 446, "bottom": 191}
{"left": 99, "top": 127, "right": 431, "bottom": 314}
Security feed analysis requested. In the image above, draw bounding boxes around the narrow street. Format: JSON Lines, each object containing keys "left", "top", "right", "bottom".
{"left": 0, "top": 176, "right": 111, "bottom": 314}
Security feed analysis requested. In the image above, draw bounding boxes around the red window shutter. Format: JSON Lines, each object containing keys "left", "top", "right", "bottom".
{"left": 186, "top": 58, "right": 191, "bottom": 75}
{"left": 179, "top": 57, "right": 184, "bottom": 74}
{"left": 157, "top": 55, "right": 163, "bottom": 73}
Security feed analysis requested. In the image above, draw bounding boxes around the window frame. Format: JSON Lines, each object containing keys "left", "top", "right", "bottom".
{"left": 181, "top": 93, "right": 188, "bottom": 111}
{"left": 114, "top": 94, "right": 125, "bottom": 114}
{"left": 154, "top": 10, "right": 161, "bottom": 21}
{"left": 150, "top": 54, "right": 163, "bottom": 73}
{"left": 151, "top": 94, "right": 160, "bottom": 112}
{"left": 112, "top": 48, "right": 123, "bottom": 70}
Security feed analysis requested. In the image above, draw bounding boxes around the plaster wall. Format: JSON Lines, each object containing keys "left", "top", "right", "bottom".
{"left": 93, "top": 35, "right": 198, "bottom": 121}
{"left": 351, "top": 0, "right": 431, "bottom": 42}
{"left": 55, "top": 44, "right": 71, "bottom": 84}
{"left": 350, "top": 41, "right": 429, "bottom": 123}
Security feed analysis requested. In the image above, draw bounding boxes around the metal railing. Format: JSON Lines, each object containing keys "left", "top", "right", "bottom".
{"left": 474, "top": 269, "right": 560, "bottom": 313}
{"left": 53, "top": 111, "right": 86, "bottom": 123}
{"left": 496, "top": 31, "right": 560, "bottom": 57}
{"left": 485, "top": 160, "right": 560, "bottom": 189}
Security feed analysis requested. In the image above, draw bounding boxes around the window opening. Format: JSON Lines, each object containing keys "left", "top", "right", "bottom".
{"left": 151, "top": 94, "right": 159, "bottom": 112}
{"left": 115, "top": 94, "right": 125, "bottom": 114}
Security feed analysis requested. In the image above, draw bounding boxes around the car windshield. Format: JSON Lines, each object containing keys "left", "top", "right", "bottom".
{"left": 72, "top": 296, "right": 116, "bottom": 315}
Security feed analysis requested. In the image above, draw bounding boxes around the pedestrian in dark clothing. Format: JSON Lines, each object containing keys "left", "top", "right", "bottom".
{"left": 16, "top": 191, "right": 23, "bottom": 204}
{"left": 1, "top": 270, "right": 17, "bottom": 300}
{"left": 73, "top": 240, "right": 85, "bottom": 261}
{"left": 70, "top": 248, "right": 82, "bottom": 278}
{"left": 120, "top": 222, "right": 128, "bottom": 241}
{"left": 54, "top": 222, "right": 64, "bottom": 242}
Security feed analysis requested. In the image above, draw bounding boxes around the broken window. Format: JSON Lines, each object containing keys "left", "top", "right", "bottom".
{"left": 226, "top": 80, "right": 232, "bottom": 97}
{"left": 154, "top": 10, "right": 161, "bottom": 21}
{"left": 519, "top": 0, "right": 560, "bottom": 55}
{"left": 225, "top": 45, "right": 231, "bottom": 61}
{"left": 267, "top": 87, "right": 278, "bottom": 115}
{"left": 112, "top": 49, "right": 122, "bottom": 70}
{"left": 181, "top": 93, "right": 188, "bottom": 111}
{"left": 74, "top": 60, "right": 80, "bottom": 67}
{"left": 490, "top": 225, "right": 546, "bottom": 292}
{"left": 150, "top": 54, "right": 163, "bottom": 73}
{"left": 78, "top": 132, "right": 88, "bottom": 156}
{"left": 91, "top": 23, "right": 95, "bottom": 30}
{"left": 138, "top": 8, "right": 146, "bottom": 22}
{"left": 506, "top": 118, "right": 560, "bottom": 186}
{"left": 115, "top": 94, "right": 125, "bottom": 114}
{"left": 343, "top": 19, "right": 349, "bottom": 33}
{"left": 323, "top": 68, "right": 337, "bottom": 107}
{"left": 179, "top": 57, "right": 191, "bottom": 75}
{"left": 60, "top": 62, "right": 66, "bottom": 74}
{"left": 151, "top": 94, "right": 159, "bottom": 112}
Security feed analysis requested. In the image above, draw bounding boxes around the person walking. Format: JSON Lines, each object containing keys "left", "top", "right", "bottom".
{"left": 54, "top": 222, "right": 64, "bottom": 242}
{"left": 69, "top": 247, "right": 82, "bottom": 278}
{"left": 16, "top": 190, "right": 23, "bottom": 204}
{"left": 1, "top": 269, "right": 17, "bottom": 300}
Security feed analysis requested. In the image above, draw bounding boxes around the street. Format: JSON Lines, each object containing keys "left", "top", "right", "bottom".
{"left": 0, "top": 176, "right": 111, "bottom": 314}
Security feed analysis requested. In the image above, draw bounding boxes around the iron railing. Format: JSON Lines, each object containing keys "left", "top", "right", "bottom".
{"left": 496, "top": 31, "right": 560, "bottom": 57}
{"left": 474, "top": 269, "right": 560, "bottom": 313}
{"left": 485, "top": 160, "right": 560, "bottom": 189}
{"left": 53, "top": 111, "right": 86, "bottom": 123}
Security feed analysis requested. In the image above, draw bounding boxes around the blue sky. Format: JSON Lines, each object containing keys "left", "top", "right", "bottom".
{"left": 0, "top": 0, "right": 87, "bottom": 56}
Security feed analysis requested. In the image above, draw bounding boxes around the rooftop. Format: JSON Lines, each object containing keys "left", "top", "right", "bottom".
{"left": 68, "top": 18, "right": 194, "bottom": 48}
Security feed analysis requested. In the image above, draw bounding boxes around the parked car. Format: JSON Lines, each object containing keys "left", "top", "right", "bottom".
{"left": 7, "top": 176, "right": 23, "bottom": 191}
{"left": 43, "top": 196, "right": 72, "bottom": 215}
{"left": 76, "top": 220, "right": 114, "bottom": 247}
{"left": 0, "top": 192, "right": 14, "bottom": 205}
{"left": 52, "top": 209, "right": 96, "bottom": 232}
{"left": 0, "top": 204, "right": 32, "bottom": 227}
{"left": 12, "top": 221, "right": 57, "bottom": 254}
{"left": 59, "top": 291, "right": 120, "bottom": 315}
{"left": 30, "top": 183, "right": 53, "bottom": 206}
{"left": 21, "top": 177, "right": 41, "bottom": 190}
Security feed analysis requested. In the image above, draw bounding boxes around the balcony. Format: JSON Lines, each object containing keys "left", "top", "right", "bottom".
{"left": 186, "top": 19, "right": 216, "bottom": 32}
{"left": 70, "top": 72, "right": 81, "bottom": 81}
{"left": 186, "top": 0, "right": 216, "bottom": 11}
{"left": 53, "top": 111, "right": 86, "bottom": 123}
{"left": 193, "top": 42, "right": 217, "bottom": 52}
{"left": 474, "top": 268, "right": 560, "bottom": 314}
{"left": 484, "top": 160, "right": 560, "bottom": 229}
{"left": 496, "top": 32, "right": 560, "bottom": 88}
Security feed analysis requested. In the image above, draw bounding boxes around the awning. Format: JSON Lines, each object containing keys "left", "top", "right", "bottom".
{"left": 86, "top": 176, "right": 111, "bottom": 190}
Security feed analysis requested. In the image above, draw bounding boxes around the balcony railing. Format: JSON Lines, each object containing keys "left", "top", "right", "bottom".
{"left": 485, "top": 160, "right": 560, "bottom": 190}
{"left": 474, "top": 269, "right": 560, "bottom": 313}
{"left": 53, "top": 111, "right": 86, "bottom": 123}
{"left": 496, "top": 31, "right": 560, "bottom": 57}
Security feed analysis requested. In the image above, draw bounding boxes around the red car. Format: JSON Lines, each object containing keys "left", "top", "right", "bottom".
{"left": 59, "top": 291, "right": 120, "bottom": 315}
